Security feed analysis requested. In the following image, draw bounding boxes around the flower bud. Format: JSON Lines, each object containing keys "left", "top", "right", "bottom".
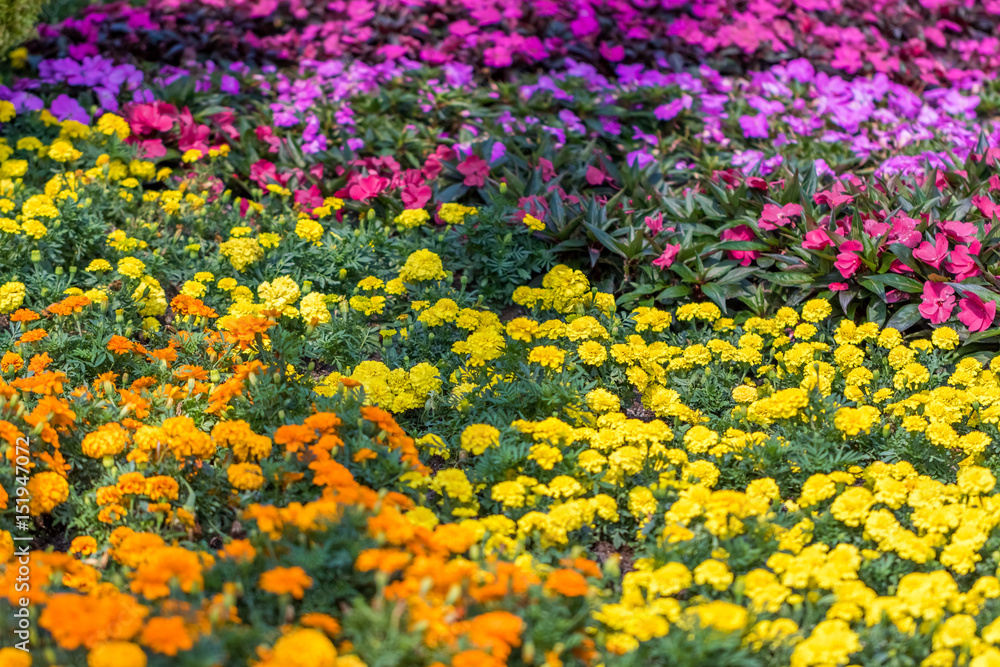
{"left": 31, "top": 250, "right": 41, "bottom": 263}
{"left": 500, "top": 181, "right": 508, "bottom": 194}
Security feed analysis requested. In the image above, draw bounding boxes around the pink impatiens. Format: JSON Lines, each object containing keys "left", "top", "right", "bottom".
{"left": 958, "top": 291, "right": 997, "bottom": 332}
{"left": 919, "top": 281, "right": 956, "bottom": 324}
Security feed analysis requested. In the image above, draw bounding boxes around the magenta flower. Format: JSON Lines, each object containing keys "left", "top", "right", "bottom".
{"left": 940, "top": 220, "right": 978, "bottom": 245}
{"left": 721, "top": 225, "right": 760, "bottom": 266}
{"left": 457, "top": 155, "right": 489, "bottom": 187}
{"left": 945, "top": 244, "right": 980, "bottom": 280}
{"left": 126, "top": 102, "right": 175, "bottom": 135}
{"left": 758, "top": 203, "right": 803, "bottom": 230}
{"left": 645, "top": 212, "right": 663, "bottom": 235}
{"left": 801, "top": 229, "right": 833, "bottom": 250}
{"left": 829, "top": 282, "right": 849, "bottom": 291}
{"left": 919, "top": 281, "right": 957, "bottom": 324}
{"left": 913, "top": 234, "right": 949, "bottom": 269}
{"left": 834, "top": 240, "right": 863, "bottom": 279}
{"left": 652, "top": 244, "right": 681, "bottom": 270}
{"left": 739, "top": 113, "right": 769, "bottom": 139}
{"left": 958, "top": 291, "right": 997, "bottom": 332}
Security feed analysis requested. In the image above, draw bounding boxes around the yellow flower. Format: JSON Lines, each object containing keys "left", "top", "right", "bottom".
{"left": 461, "top": 424, "right": 500, "bottom": 455}
{"left": 932, "top": 327, "right": 959, "bottom": 350}
{"left": 399, "top": 249, "right": 447, "bottom": 283}
{"left": 529, "top": 345, "right": 565, "bottom": 370}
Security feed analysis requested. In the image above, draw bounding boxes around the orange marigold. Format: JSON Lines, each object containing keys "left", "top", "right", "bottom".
{"left": 139, "top": 616, "right": 195, "bottom": 656}
{"left": 27, "top": 472, "right": 69, "bottom": 516}
{"left": 259, "top": 566, "right": 313, "bottom": 599}
{"left": 544, "top": 569, "right": 589, "bottom": 597}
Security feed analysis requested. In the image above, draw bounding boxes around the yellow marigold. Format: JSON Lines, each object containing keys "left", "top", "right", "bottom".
{"left": 219, "top": 237, "right": 264, "bottom": 272}
{"left": 117, "top": 257, "right": 146, "bottom": 279}
{"left": 260, "top": 566, "right": 314, "bottom": 599}
{"left": 228, "top": 463, "right": 265, "bottom": 491}
{"left": 295, "top": 218, "right": 324, "bottom": 243}
{"left": 0, "top": 281, "right": 26, "bottom": 313}
{"left": 932, "top": 327, "right": 959, "bottom": 350}
{"left": 585, "top": 388, "right": 620, "bottom": 414}
{"left": 461, "top": 424, "right": 500, "bottom": 455}
{"left": 394, "top": 208, "right": 430, "bottom": 228}
{"left": 48, "top": 139, "right": 82, "bottom": 162}
{"left": 399, "top": 249, "right": 447, "bottom": 283}
{"left": 529, "top": 345, "right": 565, "bottom": 370}
{"left": 577, "top": 341, "right": 607, "bottom": 366}
{"left": 97, "top": 113, "right": 131, "bottom": 140}
{"left": 801, "top": 299, "right": 833, "bottom": 322}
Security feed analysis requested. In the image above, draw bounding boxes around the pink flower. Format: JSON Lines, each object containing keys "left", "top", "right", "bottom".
{"left": 457, "top": 155, "right": 490, "bottom": 187}
{"left": 401, "top": 184, "right": 432, "bottom": 209}
{"left": 913, "top": 234, "right": 949, "bottom": 269}
{"left": 645, "top": 212, "right": 663, "bottom": 235}
{"left": 829, "top": 282, "right": 849, "bottom": 291}
{"left": 585, "top": 165, "right": 605, "bottom": 186}
{"left": 721, "top": 225, "right": 759, "bottom": 266}
{"left": 652, "top": 244, "right": 681, "bottom": 270}
{"left": 813, "top": 189, "right": 853, "bottom": 207}
{"left": 945, "top": 244, "right": 980, "bottom": 280}
{"left": 889, "top": 215, "right": 921, "bottom": 247}
{"left": 746, "top": 177, "right": 768, "bottom": 190}
{"left": 758, "top": 203, "right": 803, "bottom": 230}
{"left": 958, "top": 291, "right": 997, "bottom": 332}
{"left": 126, "top": 102, "right": 175, "bottom": 135}
{"left": 834, "top": 240, "right": 864, "bottom": 279}
{"left": 940, "top": 220, "right": 978, "bottom": 245}
{"left": 973, "top": 195, "right": 1000, "bottom": 221}
{"left": 346, "top": 174, "right": 390, "bottom": 202}
{"left": 919, "top": 281, "right": 956, "bottom": 324}
{"left": 801, "top": 229, "right": 833, "bottom": 250}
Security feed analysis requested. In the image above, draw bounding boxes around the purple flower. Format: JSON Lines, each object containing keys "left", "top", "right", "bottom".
{"left": 739, "top": 113, "right": 770, "bottom": 139}
{"left": 654, "top": 94, "right": 692, "bottom": 121}
{"left": 50, "top": 94, "right": 89, "bottom": 124}
{"left": 220, "top": 75, "right": 240, "bottom": 95}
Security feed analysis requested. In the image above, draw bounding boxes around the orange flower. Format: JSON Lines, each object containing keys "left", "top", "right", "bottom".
{"left": 9, "top": 308, "right": 39, "bottom": 323}
{"left": 0, "top": 351, "right": 22, "bottom": 373}
{"left": 69, "top": 536, "right": 98, "bottom": 556}
{"left": 544, "top": 569, "right": 589, "bottom": 597}
{"left": 39, "top": 592, "right": 148, "bottom": 649}
{"left": 355, "top": 548, "right": 411, "bottom": 574}
{"left": 129, "top": 547, "right": 206, "bottom": 600}
{"left": 170, "top": 294, "right": 218, "bottom": 319}
{"left": 300, "top": 613, "right": 341, "bottom": 637}
{"left": 259, "top": 566, "right": 313, "bottom": 599}
{"left": 11, "top": 370, "right": 66, "bottom": 394}
{"left": 218, "top": 539, "right": 256, "bottom": 563}
{"left": 274, "top": 424, "right": 316, "bottom": 453}
{"left": 466, "top": 611, "right": 524, "bottom": 660}
{"left": 303, "top": 412, "right": 341, "bottom": 435}
{"left": 16, "top": 328, "right": 48, "bottom": 345}
{"left": 352, "top": 448, "right": 377, "bottom": 463}
{"left": 139, "top": 616, "right": 195, "bottom": 656}
{"left": 107, "top": 335, "right": 134, "bottom": 355}
{"left": 452, "top": 650, "right": 504, "bottom": 667}
{"left": 309, "top": 460, "right": 356, "bottom": 489}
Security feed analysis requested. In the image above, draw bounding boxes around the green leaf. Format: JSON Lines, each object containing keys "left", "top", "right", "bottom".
{"left": 700, "top": 283, "right": 728, "bottom": 314}
{"left": 885, "top": 304, "right": 923, "bottom": 332}
{"left": 864, "top": 273, "right": 924, "bottom": 293}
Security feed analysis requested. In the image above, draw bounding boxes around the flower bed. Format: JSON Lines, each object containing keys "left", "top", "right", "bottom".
{"left": 4, "top": 1, "right": 1000, "bottom": 666}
